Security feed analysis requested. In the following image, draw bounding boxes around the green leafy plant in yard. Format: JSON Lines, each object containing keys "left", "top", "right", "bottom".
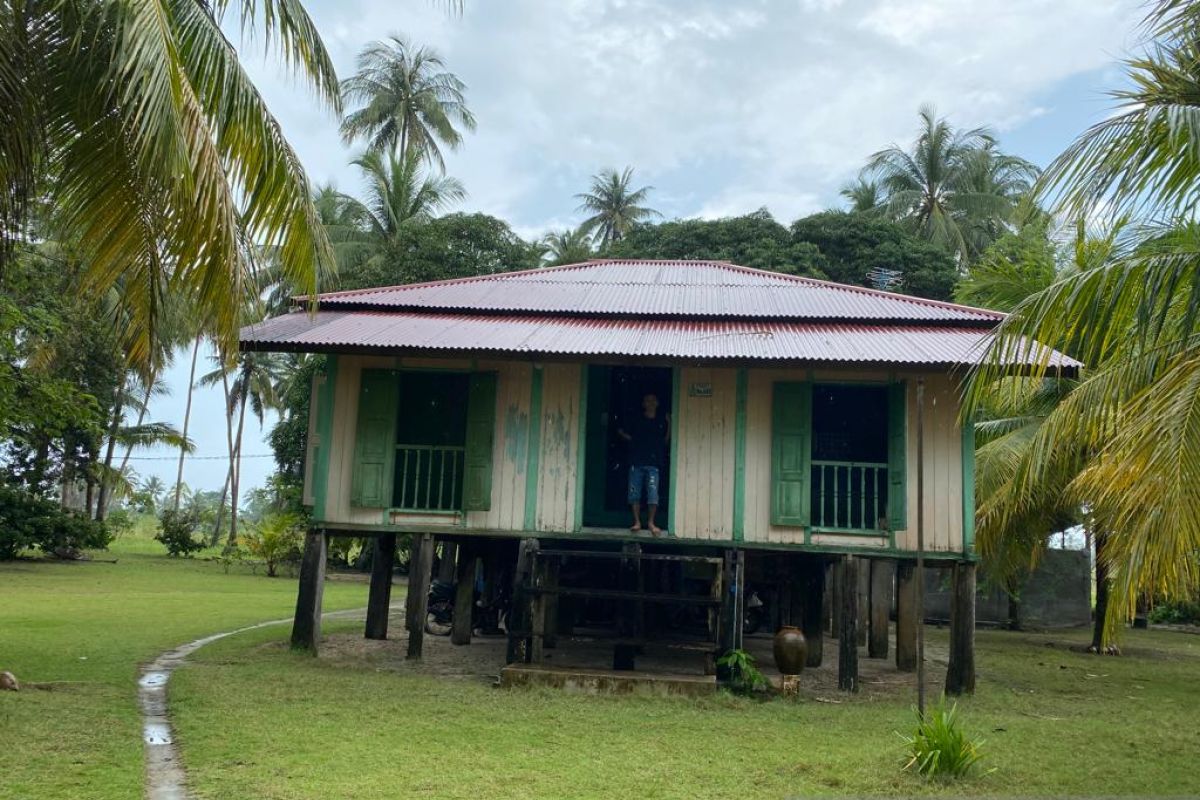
{"left": 717, "top": 648, "right": 768, "bottom": 694}
{"left": 1149, "top": 599, "right": 1200, "bottom": 625}
{"left": 243, "top": 512, "right": 304, "bottom": 577}
{"left": 155, "top": 507, "right": 206, "bottom": 558}
{"left": 900, "top": 699, "right": 986, "bottom": 779}
{"left": 0, "top": 485, "right": 112, "bottom": 559}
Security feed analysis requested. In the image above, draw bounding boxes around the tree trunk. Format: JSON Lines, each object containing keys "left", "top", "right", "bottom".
{"left": 226, "top": 386, "right": 248, "bottom": 550}
{"left": 174, "top": 338, "right": 202, "bottom": 510}
{"left": 1091, "top": 531, "right": 1114, "bottom": 653}
{"left": 211, "top": 465, "right": 231, "bottom": 546}
{"left": 94, "top": 382, "right": 126, "bottom": 521}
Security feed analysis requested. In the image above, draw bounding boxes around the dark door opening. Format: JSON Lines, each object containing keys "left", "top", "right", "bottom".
{"left": 582, "top": 365, "right": 673, "bottom": 528}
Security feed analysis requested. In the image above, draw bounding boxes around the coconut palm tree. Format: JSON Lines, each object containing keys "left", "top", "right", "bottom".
{"left": 576, "top": 167, "right": 659, "bottom": 248}
{"left": 0, "top": 0, "right": 338, "bottom": 368}
{"left": 200, "top": 350, "right": 290, "bottom": 548}
{"left": 967, "top": 2, "right": 1200, "bottom": 643}
{"left": 340, "top": 36, "right": 476, "bottom": 170}
{"left": 541, "top": 227, "right": 594, "bottom": 266}
{"left": 865, "top": 106, "right": 1037, "bottom": 263}
{"left": 332, "top": 150, "right": 466, "bottom": 282}
{"left": 839, "top": 178, "right": 884, "bottom": 214}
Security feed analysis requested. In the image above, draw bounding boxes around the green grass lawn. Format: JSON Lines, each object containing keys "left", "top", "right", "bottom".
{"left": 0, "top": 534, "right": 368, "bottom": 800}
{"left": 169, "top": 624, "right": 1200, "bottom": 799}
{"left": 5, "top": 537, "right": 1200, "bottom": 800}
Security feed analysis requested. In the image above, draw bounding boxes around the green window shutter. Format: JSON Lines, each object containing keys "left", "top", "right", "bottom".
{"left": 887, "top": 381, "right": 908, "bottom": 530}
{"left": 771, "top": 381, "right": 812, "bottom": 526}
{"left": 351, "top": 369, "right": 398, "bottom": 508}
{"left": 463, "top": 372, "right": 498, "bottom": 511}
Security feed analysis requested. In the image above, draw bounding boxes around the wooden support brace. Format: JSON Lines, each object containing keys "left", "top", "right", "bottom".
{"left": 451, "top": 541, "right": 477, "bottom": 646}
{"left": 945, "top": 560, "right": 977, "bottom": 695}
{"left": 290, "top": 530, "right": 327, "bottom": 653}
{"left": 838, "top": 555, "right": 860, "bottom": 692}
{"left": 895, "top": 560, "right": 918, "bottom": 672}
{"left": 364, "top": 533, "right": 397, "bottom": 640}
{"left": 868, "top": 558, "right": 894, "bottom": 659}
{"left": 405, "top": 533, "right": 434, "bottom": 660}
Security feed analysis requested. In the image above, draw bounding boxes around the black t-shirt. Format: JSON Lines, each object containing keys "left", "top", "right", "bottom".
{"left": 626, "top": 413, "right": 668, "bottom": 467}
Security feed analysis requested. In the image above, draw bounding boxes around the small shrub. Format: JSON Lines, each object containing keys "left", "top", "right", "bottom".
{"left": 104, "top": 507, "right": 136, "bottom": 538}
{"left": 243, "top": 512, "right": 304, "bottom": 577}
{"left": 717, "top": 648, "right": 768, "bottom": 694}
{"left": 1148, "top": 600, "right": 1200, "bottom": 625}
{"left": 0, "top": 485, "right": 111, "bottom": 559}
{"left": 155, "top": 507, "right": 205, "bottom": 557}
{"left": 900, "top": 699, "right": 985, "bottom": 779}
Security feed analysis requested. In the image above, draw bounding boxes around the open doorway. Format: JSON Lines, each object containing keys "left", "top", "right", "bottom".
{"left": 582, "top": 365, "right": 674, "bottom": 529}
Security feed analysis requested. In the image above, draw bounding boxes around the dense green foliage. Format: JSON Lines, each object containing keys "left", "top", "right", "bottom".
{"left": 0, "top": 485, "right": 111, "bottom": 559}
{"left": 155, "top": 507, "right": 207, "bottom": 558}
{"left": 608, "top": 210, "right": 823, "bottom": 275}
{"left": 791, "top": 211, "right": 960, "bottom": 300}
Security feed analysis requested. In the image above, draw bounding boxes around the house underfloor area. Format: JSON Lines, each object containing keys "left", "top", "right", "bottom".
{"left": 311, "top": 623, "right": 952, "bottom": 699}
{"left": 290, "top": 532, "right": 978, "bottom": 696}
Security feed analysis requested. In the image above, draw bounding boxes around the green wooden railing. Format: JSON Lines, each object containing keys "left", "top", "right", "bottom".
{"left": 811, "top": 460, "right": 888, "bottom": 532}
{"left": 394, "top": 444, "right": 465, "bottom": 512}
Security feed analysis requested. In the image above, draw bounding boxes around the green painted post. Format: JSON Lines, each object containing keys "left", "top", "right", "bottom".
{"left": 667, "top": 366, "right": 681, "bottom": 536}
{"left": 311, "top": 355, "right": 339, "bottom": 523}
{"left": 732, "top": 368, "right": 748, "bottom": 541}
{"left": 961, "top": 414, "right": 976, "bottom": 556}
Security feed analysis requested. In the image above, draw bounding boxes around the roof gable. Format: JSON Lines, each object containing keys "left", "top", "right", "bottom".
{"left": 310, "top": 259, "right": 1002, "bottom": 324}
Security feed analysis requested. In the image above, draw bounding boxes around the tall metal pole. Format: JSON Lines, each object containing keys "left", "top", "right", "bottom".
{"left": 915, "top": 378, "right": 927, "bottom": 717}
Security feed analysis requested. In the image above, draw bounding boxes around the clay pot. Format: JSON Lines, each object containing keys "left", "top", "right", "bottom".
{"left": 773, "top": 626, "right": 808, "bottom": 675}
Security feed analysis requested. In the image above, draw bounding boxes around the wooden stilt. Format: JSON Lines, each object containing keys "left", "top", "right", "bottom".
{"left": 945, "top": 560, "right": 976, "bottom": 695}
{"left": 451, "top": 541, "right": 476, "bottom": 646}
{"left": 868, "top": 559, "right": 894, "bottom": 659}
{"left": 506, "top": 538, "right": 537, "bottom": 664}
{"left": 614, "top": 542, "right": 641, "bottom": 670}
{"left": 290, "top": 529, "right": 327, "bottom": 653}
{"left": 531, "top": 550, "right": 548, "bottom": 664}
{"left": 838, "top": 555, "right": 859, "bottom": 692}
{"left": 829, "top": 561, "right": 842, "bottom": 638}
{"left": 436, "top": 540, "right": 458, "bottom": 584}
{"left": 895, "top": 560, "right": 918, "bottom": 672}
{"left": 800, "top": 558, "right": 825, "bottom": 668}
{"left": 855, "top": 559, "right": 869, "bottom": 646}
{"left": 405, "top": 533, "right": 434, "bottom": 660}
{"left": 364, "top": 533, "right": 397, "bottom": 640}
{"left": 544, "top": 555, "right": 560, "bottom": 649}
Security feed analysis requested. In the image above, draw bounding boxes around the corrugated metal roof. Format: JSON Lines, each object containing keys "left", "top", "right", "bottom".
{"left": 309, "top": 260, "right": 1003, "bottom": 323}
{"left": 240, "top": 310, "right": 1079, "bottom": 368}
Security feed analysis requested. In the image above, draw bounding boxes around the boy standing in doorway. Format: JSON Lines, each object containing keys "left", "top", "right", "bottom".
{"left": 617, "top": 392, "right": 670, "bottom": 535}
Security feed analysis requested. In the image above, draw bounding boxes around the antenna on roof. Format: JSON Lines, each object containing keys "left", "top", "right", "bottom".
{"left": 866, "top": 267, "right": 902, "bottom": 291}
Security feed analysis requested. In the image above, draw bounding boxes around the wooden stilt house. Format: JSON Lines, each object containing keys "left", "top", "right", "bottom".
{"left": 240, "top": 259, "right": 1075, "bottom": 690}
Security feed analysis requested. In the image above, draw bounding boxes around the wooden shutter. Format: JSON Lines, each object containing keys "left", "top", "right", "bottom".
{"left": 463, "top": 372, "right": 498, "bottom": 511}
{"left": 887, "top": 381, "right": 908, "bottom": 530}
{"left": 771, "top": 381, "right": 812, "bottom": 526}
{"left": 351, "top": 369, "right": 398, "bottom": 508}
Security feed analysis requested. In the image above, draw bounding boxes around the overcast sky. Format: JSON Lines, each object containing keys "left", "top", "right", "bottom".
{"left": 132, "top": 0, "right": 1140, "bottom": 498}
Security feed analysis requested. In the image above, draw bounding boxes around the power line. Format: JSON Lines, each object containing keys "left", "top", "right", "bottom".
{"left": 121, "top": 453, "right": 276, "bottom": 461}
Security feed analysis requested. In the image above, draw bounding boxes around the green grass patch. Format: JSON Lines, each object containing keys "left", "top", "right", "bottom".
{"left": 171, "top": 625, "right": 1200, "bottom": 799}
{"left": 0, "top": 537, "right": 368, "bottom": 800}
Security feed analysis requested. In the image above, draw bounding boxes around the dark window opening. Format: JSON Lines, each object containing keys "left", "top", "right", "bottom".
{"left": 810, "top": 384, "right": 889, "bottom": 531}
{"left": 393, "top": 372, "right": 470, "bottom": 511}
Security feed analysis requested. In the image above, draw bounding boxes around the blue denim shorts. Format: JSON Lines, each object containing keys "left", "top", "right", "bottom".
{"left": 627, "top": 465, "right": 660, "bottom": 506}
